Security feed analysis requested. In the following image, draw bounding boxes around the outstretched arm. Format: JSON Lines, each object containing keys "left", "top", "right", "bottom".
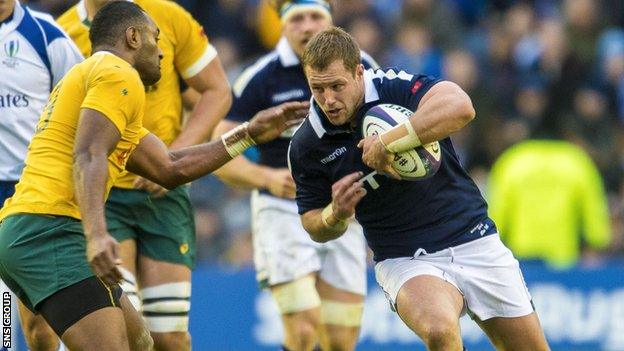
{"left": 211, "top": 119, "right": 296, "bottom": 198}
{"left": 127, "top": 101, "right": 309, "bottom": 189}
{"left": 126, "top": 132, "right": 232, "bottom": 189}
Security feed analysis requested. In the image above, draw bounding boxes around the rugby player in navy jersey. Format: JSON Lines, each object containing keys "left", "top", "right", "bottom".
{"left": 288, "top": 27, "right": 550, "bottom": 351}
{"left": 211, "top": 2, "right": 378, "bottom": 350}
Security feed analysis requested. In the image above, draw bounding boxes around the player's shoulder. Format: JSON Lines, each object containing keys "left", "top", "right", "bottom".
{"left": 87, "top": 53, "right": 141, "bottom": 84}
{"left": 136, "top": 0, "right": 190, "bottom": 21}
{"left": 368, "top": 67, "right": 441, "bottom": 95}
{"left": 367, "top": 67, "right": 417, "bottom": 84}
{"left": 233, "top": 51, "right": 281, "bottom": 97}
{"left": 289, "top": 115, "right": 323, "bottom": 160}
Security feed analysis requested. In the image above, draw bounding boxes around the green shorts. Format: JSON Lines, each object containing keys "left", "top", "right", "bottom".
{"left": 105, "top": 186, "right": 196, "bottom": 269}
{"left": 0, "top": 214, "right": 94, "bottom": 311}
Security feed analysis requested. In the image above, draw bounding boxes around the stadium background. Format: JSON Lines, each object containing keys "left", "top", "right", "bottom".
{"left": 10, "top": 0, "right": 624, "bottom": 349}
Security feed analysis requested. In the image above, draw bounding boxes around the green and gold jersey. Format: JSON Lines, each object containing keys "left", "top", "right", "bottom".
{"left": 58, "top": 0, "right": 217, "bottom": 188}
{"left": 0, "top": 52, "right": 148, "bottom": 220}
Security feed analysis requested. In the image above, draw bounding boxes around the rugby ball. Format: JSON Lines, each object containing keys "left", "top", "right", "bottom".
{"left": 361, "top": 104, "right": 442, "bottom": 181}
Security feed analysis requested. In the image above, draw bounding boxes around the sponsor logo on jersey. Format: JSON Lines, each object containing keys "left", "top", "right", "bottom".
{"left": 320, "top": 146, "right": 347, "bottom": 164}
{"left": 2, "top": 40, "right": 19, "bottom": 68}
{"left": 0, "top": 93, "right": 29, "bottom": 108}
{"left": 271, "top": 89, "right": 305, "bottom": 103}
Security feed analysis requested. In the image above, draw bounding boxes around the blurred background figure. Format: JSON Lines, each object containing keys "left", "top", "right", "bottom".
{"left": 211, "top": 2, "right": 377, "bottom": 350}
{"left": 489, "top": 139, "right": 611, "bottom": 268}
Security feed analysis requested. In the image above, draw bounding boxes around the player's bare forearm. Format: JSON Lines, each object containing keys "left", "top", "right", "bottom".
{"left": 216, "top": 160, "right": 296, "bottom": 198}
{"left": 73, "top": 153, "right": 109, "bottom": 239}
{"left": 210, "top": 120, "right": 264, "bottom": 189}
{"left": 214, "top": 155, "right": 270, "bottom": 189}
{"left": 298, "top": 172, "right": 365, "bottom": 242}
{"left": 128, "top": 101, "right": 308, "bottom": 189}
{"left": 211, "top": 119, "right": 279, "bottom": 191}
{"left": 409, "top": 81, "right": 475, "bottom": 144}
{"left": 169, "top": 57, "right": 232, "bottom": 150}
{"left": 127, "top": 133, "right": 233, "bottom": 189}
{"left": 301, "top": 209, "right": 348, "bottom": 243}
{"left": 73, "top": 108, "right": 122, "bottom": 239}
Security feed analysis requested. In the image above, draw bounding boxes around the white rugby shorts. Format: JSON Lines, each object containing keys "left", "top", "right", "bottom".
{"left": 374, "top": 234, "right": 534, "bottom": 320}
{"left": 252, "top": 191, "right": 367, "bottom": 295}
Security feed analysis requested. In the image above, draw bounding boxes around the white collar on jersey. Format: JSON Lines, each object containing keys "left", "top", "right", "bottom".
{"left": 309, "top": 68, "right": 380, "bottom": 138}
{"left": 77, "top": 0, "right": 134, "bottom": 24}
{"left": 0, "top": 0, "right": 24, "bottom": 39}
{"left": 276, "top": 37, "right": 300, "bottom": 67}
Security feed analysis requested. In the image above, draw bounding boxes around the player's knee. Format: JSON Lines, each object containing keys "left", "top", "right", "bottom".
{"left": 324, "top": 337, "right": 355, "bottom": 351}
{"left": 23, "top": 321, "right": 58, "bottom": 351}
{"left": 322, "top": 327, "right": 359, "bottom": 351}
{"left": 272, "top": 277, "right": 322, "bottom": 348}
{"left": 290, "top": 318, "right": 318, "bottom": 348}
{"left": 151, "top": 331, "right": 190, "bottom": 351}
{"left": 320, "top": 300, "right": 362, "bottom": 351}
{"left": 129, "top": 324, "right": 154, "bottom": 351}
{"left": 282, "top": 308, "right": 321, "bottom": 350}
{"left": 421, "top": 319, "right": 461, "bottom": 349}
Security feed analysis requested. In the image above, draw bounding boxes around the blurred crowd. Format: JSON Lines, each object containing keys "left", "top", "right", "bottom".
{"left": 25, "top": 0, "right": 624, "bottom": 267}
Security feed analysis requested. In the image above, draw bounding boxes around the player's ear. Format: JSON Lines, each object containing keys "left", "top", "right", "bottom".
{"left": 355, "top": 64, "right": 364, "bottom": 78}
{"left": 125, "top": 26, "right": 142, "bottom": 50}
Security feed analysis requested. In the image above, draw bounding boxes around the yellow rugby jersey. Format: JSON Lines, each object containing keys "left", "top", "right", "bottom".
{"left": 0, "top": 52, "right": 148, "bottom": 221}
{"left": 58, "top": 0, "right": 217, "bottom": 188}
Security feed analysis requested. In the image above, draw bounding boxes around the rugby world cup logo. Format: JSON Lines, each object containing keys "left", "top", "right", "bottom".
{"left": 2, "top": 40, "right": 19, "bottom": 68}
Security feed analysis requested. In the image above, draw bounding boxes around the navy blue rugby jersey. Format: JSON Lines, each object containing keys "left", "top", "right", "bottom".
{"left": 288, "top": 68, "right": 497, "bottom": 261}
{"left": 226, "top": 37, "right": 378, "bottom": 170}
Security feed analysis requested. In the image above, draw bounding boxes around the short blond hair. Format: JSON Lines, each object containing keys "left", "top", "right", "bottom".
{"left": 302, "top": 26, "right": 360, "bottom": 74}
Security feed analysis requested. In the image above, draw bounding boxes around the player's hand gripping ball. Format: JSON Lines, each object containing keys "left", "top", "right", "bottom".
{"left": 361, "top": 104, "right": 442, "bottom": 180}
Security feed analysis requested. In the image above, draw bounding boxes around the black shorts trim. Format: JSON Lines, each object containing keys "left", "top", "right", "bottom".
{"left": 142, "top": 311, "right": 188, "bottom": 317}
{"left": 39, "top": 276, "right": 122, "bottom": 336}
